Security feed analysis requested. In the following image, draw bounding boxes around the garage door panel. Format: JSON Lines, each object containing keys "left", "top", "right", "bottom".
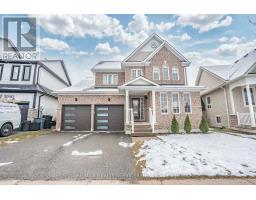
{"left": 95, "top": 105, "right": 124, "bottom": 131}
{"left": 62, "top": 105, "right": 91, "bottom": 131}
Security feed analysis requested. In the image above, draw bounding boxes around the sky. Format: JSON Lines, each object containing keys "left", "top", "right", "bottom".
{"left": 0, "top": 14, "right": 256, "bottom": 85}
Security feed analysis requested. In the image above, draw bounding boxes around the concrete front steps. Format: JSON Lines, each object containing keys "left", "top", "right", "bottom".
{"left": 132, "top": 122, "right": 156, "bottom": 137}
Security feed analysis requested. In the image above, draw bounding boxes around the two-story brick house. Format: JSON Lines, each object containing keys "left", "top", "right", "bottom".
{"left": 55, "top": 33, "right": 204, "bottom": 135}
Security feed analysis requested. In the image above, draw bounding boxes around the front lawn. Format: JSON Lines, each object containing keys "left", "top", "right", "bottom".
{"left": 134, "top": 133, "right": 256, "bottom": 177}
{"left": 0, "top": 130, "right": 52, "bottom": 145}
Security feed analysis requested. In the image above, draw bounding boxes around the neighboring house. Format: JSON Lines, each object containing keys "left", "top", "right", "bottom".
{"left": 196, "top": 49, "right": 256, "bottom": 129}
{"left": 55, "top": 33, "right": 204, "bottom": 135}
{"left": 0, "top": 37, "right": 72, "bottom": 122}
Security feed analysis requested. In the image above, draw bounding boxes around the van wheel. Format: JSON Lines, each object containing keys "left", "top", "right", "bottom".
{"left": 0, "top": 123, "right": 13, "bottom": 137}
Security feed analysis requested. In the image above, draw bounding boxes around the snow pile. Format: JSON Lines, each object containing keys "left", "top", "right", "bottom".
{"left": 71, "top": 150, "right": 103, "bottom": 156}
{"left": 119, "top": 142, "right": 134, "bottom": 148}
{"left": 62, "top": 133, "right": 92, "bottom": 147}
{"left": 5, "top": 141, "right": 19, "bottom": 144}
{"left": 0, "top": 162, "right": 13, "bottom": 167}
{"left": 136, "top": 133, "right": 256, "bottom": 177}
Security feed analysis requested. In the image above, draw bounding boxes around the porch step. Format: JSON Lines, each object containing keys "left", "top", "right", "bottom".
{"left": 134, "top": 124, "right": 152, "bottom": 133}
{"left": 132, "top": 132, "right": 156, "bottom": 137}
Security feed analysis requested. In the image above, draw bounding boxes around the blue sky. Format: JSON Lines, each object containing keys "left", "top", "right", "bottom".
{"left": 1, "top": 14, "right": 256, "bottom": 85}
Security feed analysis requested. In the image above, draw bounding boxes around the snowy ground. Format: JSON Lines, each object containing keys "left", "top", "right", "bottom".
{"left": 135, "top": 133, "right": 256, "bottom": 177}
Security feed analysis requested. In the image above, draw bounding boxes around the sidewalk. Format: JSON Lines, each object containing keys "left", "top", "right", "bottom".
{"left": 1, "top": 178, "right": 256, "bottom": 185}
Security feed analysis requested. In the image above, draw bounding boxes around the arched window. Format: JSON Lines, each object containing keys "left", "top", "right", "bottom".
{"left": 172, "top": 67, "right": 179, "bottom": 80}
{"left": 162, "top": 64, "right": 169, "bottom": 80}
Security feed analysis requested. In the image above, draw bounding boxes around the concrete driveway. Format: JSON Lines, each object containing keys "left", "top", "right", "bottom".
{"left": 0, "top": 132, "right": 137, "bottom": 180}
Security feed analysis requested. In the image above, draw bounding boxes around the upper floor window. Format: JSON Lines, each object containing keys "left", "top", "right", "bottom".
{"left": 22, "top": 65, "right": 32, "bottom": 81}
{"left": 162, "top": 65, "right": 169, "bottom": 80}
{"left": 131, "top": 69, "right": 143, "bottom": 79}
{"left": 0, "top": 64, "right": 3, "bottom": 80}
{"left": 103, "top": 74, "right": 118, "bottom": 85}
{"left": 172, "top": 67, "right": 179, "bottom": 80}
{"left": 206, "top": 96, "right": 212, "bottom": 109}
{"left": 243, "top": 87, "right": 256, "bottom": 106}
{"left": 172, "top": 93, "right": 180, "bottom": 113}
{"left": 153, "top": 67, "right": 160, "bottom": 80}
{"left": 10, "top": 65, "right": 20, "bottom": 81}
{"left": 184, "top": 93, "right": 192, "bottom": 113}
{"left": 160, "top": 93, "right": 168, "bottom": 114}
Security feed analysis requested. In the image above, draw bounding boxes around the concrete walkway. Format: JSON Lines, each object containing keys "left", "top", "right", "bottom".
{"left": 1, "top": 178, "right": 256, "bottom": 185}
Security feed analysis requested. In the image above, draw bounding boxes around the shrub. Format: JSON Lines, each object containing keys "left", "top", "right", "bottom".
{"left": 184, "top": 115, "right": 192, "bottom": 133}
{"left": 171, "top": 115, "right": 179, "bottom": 134}
{"left": 199, "top": 116, "right": 209, "bottom": 133}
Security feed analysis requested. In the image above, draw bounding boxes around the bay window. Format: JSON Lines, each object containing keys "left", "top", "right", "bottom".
{"left": 184, "top": 93, "right": 192, "bottom": 113}
{"left": 160, "top": 93, "right": 168, "bottom": 114}
{"left": 172, "top": 93, "right": 180, "bottom": 113}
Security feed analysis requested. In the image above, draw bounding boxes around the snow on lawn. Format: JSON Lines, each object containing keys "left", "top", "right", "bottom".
{"left": 119, "top": 142, "right": 134, "bottom": 148}
{"left": 71, "top": 150, "right": 103, "bottom": 156}
{"left": 136, "top": 133, "right": 256, "bottom": 177}
{"left": 0, "top": 162, "right": 13, "bottom": 167}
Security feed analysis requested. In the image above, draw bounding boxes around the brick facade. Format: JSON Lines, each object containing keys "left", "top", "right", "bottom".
{"left": 124, "top": 47, "right": 186, "bottom": 85}
{"left": 155, "top": 91, "right": 202, "bottom": 131}
{"left": 95, "top": 72, "right": 125, "bottom": 87}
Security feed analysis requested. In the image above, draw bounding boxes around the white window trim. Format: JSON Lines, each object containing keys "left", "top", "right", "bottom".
{"left": 162, "top": 65, "right": 169, "bottom": 80}
{"left": 160, "top": 92, "right": 168, "bottom": 114}
{"left": 153, "top": 67, "right": 160, "bottom": 80}
{"left": 172, "top": 67, "right": 179, "bottom": 81}
{"left": 103, "top": 74, "right": 118, "bottom": 85}
{"left": 206, "top": 96, "right": 212, "bottom": 110}
{"left": 172, "top": 92, "right": 180, "bottom": 114}
{"left": 241, "top": 86, "right": 256, "bottom": 107}
{"left": 183, "top": 92, "right": 192, "bottom": 114}
{"left": 216, "top": 115, "right": 222, "bottom": 125}
{"left": 131, "top": 68, "right": 143, "bottom": 79}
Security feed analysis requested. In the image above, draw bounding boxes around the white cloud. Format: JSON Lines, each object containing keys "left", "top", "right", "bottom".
{"left": 35, "top": 14, "right": 176, "bottom": 48}
{"left": 217, "top": 37, "right": 255, "bottom": 57}
{"left": 61, "top": 49, "right": 89, "bottom": 58}
{"left": 168, "top": 33, "right": 191, "bottom": 41}
{"left": 177, "top": 15, "right": 232, "bottom": 33}
{"left": 155, "top": 21, "right": 175, "bottom": 32}
{"left": 95, "top": 42, "right": 120, "bottom": 55}
{"left": 40, "top": 37, "right": 69, "bottom": 51}
{"left": 218, "top": 37, "right": 228, "bottom": 43}
{"left": 184, "top": 51, "right": 229, "bottom": 85}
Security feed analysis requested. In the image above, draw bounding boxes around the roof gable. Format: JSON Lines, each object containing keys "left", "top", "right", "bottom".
{"left": 121, "top": 76, "right": 160, "bottom": 87}
{"left": 123, "top": 33, "right": 164, "bottom": 63}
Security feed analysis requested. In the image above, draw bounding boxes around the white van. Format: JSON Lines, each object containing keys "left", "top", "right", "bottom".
{"left": 0, "top": 102, "right": 21, "bottom": 137}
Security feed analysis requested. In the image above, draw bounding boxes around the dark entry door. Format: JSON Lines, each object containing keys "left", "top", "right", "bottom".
{"left": 95, "top": 105, "right": 124, "bottom": 131}
{"left": 132, "top": 98, "right": 144, "bottom": 121}
{"left": 62, "top": 105, "right": 91, "bottom": 131}
{"left": 17, "top": 103, "right": 29, "bottom": 122}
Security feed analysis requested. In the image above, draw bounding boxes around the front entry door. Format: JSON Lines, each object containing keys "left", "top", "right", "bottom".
{"left": 132, "top": 97, "right": 144, "bottom": 121}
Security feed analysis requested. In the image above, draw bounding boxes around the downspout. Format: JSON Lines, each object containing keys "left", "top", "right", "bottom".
{"left": 221, "top": 86, "right": 230, "bottom": 128}
{"left": 37, "top": 94, "right": 45, "bottom": 118}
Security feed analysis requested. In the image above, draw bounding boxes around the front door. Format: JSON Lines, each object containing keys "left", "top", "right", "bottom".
{"left": 132, "top": 97, "right": 144, "bottom": 121}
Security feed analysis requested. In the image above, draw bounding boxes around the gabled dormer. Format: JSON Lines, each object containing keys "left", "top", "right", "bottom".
{"left": 122, "top": 33, "right": 190, "bottom": 85}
